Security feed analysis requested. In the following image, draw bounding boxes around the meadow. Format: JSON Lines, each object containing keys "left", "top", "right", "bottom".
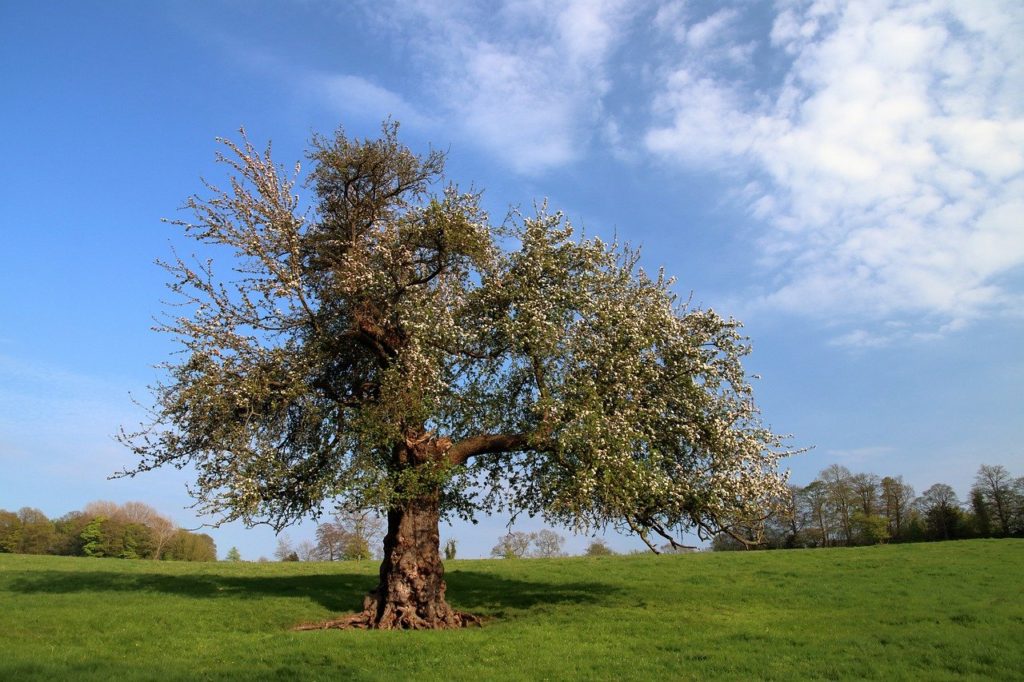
{"left": 1, "top": 540, "right": 1021, "bottom": 680}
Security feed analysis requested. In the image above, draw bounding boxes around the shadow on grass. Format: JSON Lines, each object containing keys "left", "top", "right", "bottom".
{"left": 6, "top": 567, "right": 615, "bottom": 616}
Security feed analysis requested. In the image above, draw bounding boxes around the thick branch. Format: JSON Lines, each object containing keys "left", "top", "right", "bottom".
{"left": 446, "top": 433, "right": 531, "bottom": 466}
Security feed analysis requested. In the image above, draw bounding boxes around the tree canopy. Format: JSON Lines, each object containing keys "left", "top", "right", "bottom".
{"left": 120, "top": 122, "right": 790, "bottom": 628}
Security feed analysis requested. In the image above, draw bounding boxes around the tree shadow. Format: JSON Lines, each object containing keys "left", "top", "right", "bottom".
{"left": 7, "top": 569, "right": 365, "bottom": 612}
{"left": 6, "top": 565, "right": 616, "bottom": 617}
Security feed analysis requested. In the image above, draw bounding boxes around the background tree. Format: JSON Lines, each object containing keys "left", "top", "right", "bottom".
{"left": 970, "top": 489, "right": 992, "bottom": 537}
{"left": 801, "top": 480, "right": 832, "bottom": 547}
{"left": 850, "top": 511, "right": 889, "bottom": 545}
{"left": 880, "top": 476, "right": 914, "bottom": 541}
{"left": 80, "top": 516, "right": 108, "bottom": 557}
{"left": 314, "top": 511, "right": 383, "bottom": 561}
{"left": 1014, "top": 477, "right": 1024, "bottom": 535}
{"left": 14, "top": 507, "right": 55, "bottom": 555}
{"left": 916, "top": 484, "right": 963, "bottom": 541}
{"left": 274, "top": 536, "right": 297, "bottom": 562}
{"left": 118, "top": 502, "right": 177, "bottom": 559}
{"left": 530, "top": 529, "right": 566, "bottom": 558}
{"left": 491, "top": 531, "right": 533, "bottom": 559}
{"left": 164, "top": 530, "right": 217, "bottom": 561}
{"left": 119, "top": 123, "right": 790, "bottom": 629}
{"left": 443, "top": 538, "right": 457, "bottom": 560}
{"left": 972, "top": 465, "right": 1016, "bottom": 536}
{"left": 584, "top": 539, "right": 615, "bottom": 556}
{"left": 820, "top": 465, "right": 855, "bottom": 545}
{"left": 850, "top": 473, "right": 881, "bottom": 518}
{"left": 295, "top": 539, "right": 318, "bottom": 561}
{"left": 314, "top": 521, "right": 347, "bottom": 561}
{"left": 0, "top": 510, "right": 22, "bottom": 553}
{"left": 51, "top": 511, "right": 90, "bottom": 556}
{"left": 226, "top": 546, "right": 243, "bottom": 561}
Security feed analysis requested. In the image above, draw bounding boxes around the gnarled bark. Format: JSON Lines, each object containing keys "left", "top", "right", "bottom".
{"left": 296, "top": 493, "right": 481, "bottom": 630}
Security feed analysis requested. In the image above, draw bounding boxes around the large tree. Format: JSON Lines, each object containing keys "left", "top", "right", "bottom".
{"left": 120, "top": 123, "right": 790, "bottom": 629}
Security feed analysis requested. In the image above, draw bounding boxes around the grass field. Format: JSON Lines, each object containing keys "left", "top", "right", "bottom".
{"left": 1, "top": 540, "right": 1021, "bottom": 680}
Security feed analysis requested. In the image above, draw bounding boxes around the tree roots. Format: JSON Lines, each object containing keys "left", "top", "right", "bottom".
{"left": 293, "top": 592, "right": 484, "bottom": 631}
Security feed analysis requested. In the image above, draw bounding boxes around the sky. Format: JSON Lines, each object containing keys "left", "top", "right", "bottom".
{"left": 1, "top": 0, "right": 1022, "bottom": 560}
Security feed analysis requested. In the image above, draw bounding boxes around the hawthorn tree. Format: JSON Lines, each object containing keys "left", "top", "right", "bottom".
{"left": 120, "top": 122, "right": 790, "bottom": 629}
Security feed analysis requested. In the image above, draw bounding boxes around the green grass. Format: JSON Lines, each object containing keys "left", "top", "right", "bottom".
{"left": 1, "top": 540, "right": 1021, "bottom": 680}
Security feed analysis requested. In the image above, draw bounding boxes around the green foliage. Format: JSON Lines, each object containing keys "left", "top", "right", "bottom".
{"left": 0, "top": 510, "right": 21, "bottom": 553}
{"left": 80, "top": 517, "right": 107, "bottom": 557}
{"left": 971, "top": 489, "right": 992, "bottom": 536}
{"left": 226, "top": 547, "right": 242, "bottom": 562}
{"left": 0, "top": 541, "right": 1022, "bottom": 680}
{"left": 15, "top": 508, "right": 55, "bottom": 555}
{"left": 118, "top": 523, "right": 154, "bottom": 560}
{"left": 584, "top": 539, "right": 615, "bottom": 556}
{"left": 753, "top": 463, "right": 1024, "bottom": 553}
{"left": 0, "top": 503, "right": 215, "bottom": 561}
{"left": 851, "top": 512, "right": 890, "bottom": 545}
{"left": 119, "top": 122, "right": 790, "bottom": 549}
{"left": 444, "top": 538, "right": 457, "bottom": 560}
{"left": 163, "top": 530, "right": 217, "bottom": 562}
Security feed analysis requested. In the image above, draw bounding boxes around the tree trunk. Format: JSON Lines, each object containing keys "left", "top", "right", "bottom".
{"left": 296, "top": 493, "right": 480, "bottom": 630}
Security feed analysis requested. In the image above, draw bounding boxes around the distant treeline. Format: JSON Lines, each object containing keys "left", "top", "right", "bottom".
{"left": 0, "top": 501, "right": 216, "bottom": 561}
{"left": 715, "top": 463, "right": 1024, "bottom": 551}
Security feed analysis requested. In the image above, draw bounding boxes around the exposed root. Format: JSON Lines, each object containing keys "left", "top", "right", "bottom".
{"left": 294, "top": 604, "right": 484, "bottom": 631}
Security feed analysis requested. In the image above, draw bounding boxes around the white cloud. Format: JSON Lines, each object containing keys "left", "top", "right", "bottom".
{"left": 358, "top": 0, "right": 632, "bottom": 174}
{"left": 645, "top": 0, "right": 1024, "bottom": 339}
{"left": 686, "top": 8, "right": 740, "bottom": 49}
{"left": 310, "top": 73, "right": 434, "bottom": 129}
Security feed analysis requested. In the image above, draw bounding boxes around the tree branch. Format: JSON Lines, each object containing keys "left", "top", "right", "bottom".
{"left": 446, "top": 433, "right": 531, "bottom": 466}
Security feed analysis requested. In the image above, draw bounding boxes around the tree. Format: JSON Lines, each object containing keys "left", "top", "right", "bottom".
{"left": 970, "top": 489, "right": 992, "bottom": 537}
{"left": 119, "top": 501, "right": 177, "bottom": 559}
{"left": 850, "top": 511, "right": 889, "bottom": 545}
{"left": 226, "top": 546, "right": 243, "bottom": 561}
{"left": 0, "top": 509, "right": 22, "bottom": 553}
{"left": 51, "top": 511, "right": 90, "bottom": 556}
{"left": 15, "top": 507, "right": 55, "bottom": 554}
{"left": 916, "top": 484, "right": 963, "bottom": 541}
{"left": 584, "top": 539, "right": 615, "bottom": 556}
{"left": 295, "top": 539, "right": 318, "bottom": 561}
{"left": 80, "top": 516, "right": 108, "bottom": 557}
{"left": 764, "top": 484, "right": 805, "bottom": 548}
{"left": 1014, "top": 477, "right": 1024, "bottom": 535}
{"left": 880, "top": 476, "right": 914, "bottom": 541}
{"left": 443, "top": 538, "right": 457, "bottom": 560}
{"left": 530, "top": 529, "right": 566, "bottom": 558}
{"left": 819, "top": 465, "right": 855, "bottom": 545}
{"left": 119, "top": 122, "right": 790, "bottom": 629}
{"left": 274, "top": 535, "right": 297, "bottom": 562}
{"left": 163, "top": 529, "right": 217, "bottom": 561}
{"left": 849, "top": 473, "right": 880, "bottom": 517}
{"left": 972, "top": 465, "right": 1016, "bottom": 536}
{"left": 314, "top": 521, "right": 347, "bottom": 561}
{"left": 491, "top": 531, "right": 533, "bottom": 559}
{"left": 314, "top": 511, "right": 384, "bottom": 561}
{"left": 801, "top": 480, "right": 832, "bottom": 547}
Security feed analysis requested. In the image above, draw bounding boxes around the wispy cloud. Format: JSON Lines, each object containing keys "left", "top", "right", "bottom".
{"left": 356, "top": 0, "right": 632, "bottom": 173}
{"left": 306, "top": 72, "right": 435, "bottom": 129}
{"left": 645, "top": 0, "right": 1024, "bottom": 340}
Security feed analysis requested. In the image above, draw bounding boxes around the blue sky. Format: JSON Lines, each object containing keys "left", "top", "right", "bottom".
{"left": 1, "top": 0, "right": 1021, "bottom": 559}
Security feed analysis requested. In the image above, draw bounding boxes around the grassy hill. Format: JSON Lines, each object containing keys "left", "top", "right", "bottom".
{"left": 1, "top": 540, "right": 1021, "bottom": 680}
